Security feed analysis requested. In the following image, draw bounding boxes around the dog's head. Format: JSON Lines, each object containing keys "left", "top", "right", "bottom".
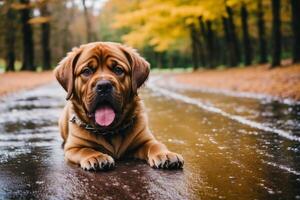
{"left": 54, "top": 42, "right": 150, "bottom": 129}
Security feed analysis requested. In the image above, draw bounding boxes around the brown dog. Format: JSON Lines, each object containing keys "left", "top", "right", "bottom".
{"left": 54, "top": 42, "right": 184, "bottom": 171}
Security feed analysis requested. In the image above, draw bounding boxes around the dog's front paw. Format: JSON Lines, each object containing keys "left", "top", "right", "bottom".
{"left": 148, "top": 152, "right": 184, "bottom": 169}
{"left": 80, "top": 154, "right": 115, "bottom": 171}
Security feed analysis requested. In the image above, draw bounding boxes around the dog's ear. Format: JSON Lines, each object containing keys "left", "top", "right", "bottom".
{"left": 54, "top": 47, "right": 82, "bottom": 100}
{"left": 119, "top": 45, "right": 150, "bottom": 94}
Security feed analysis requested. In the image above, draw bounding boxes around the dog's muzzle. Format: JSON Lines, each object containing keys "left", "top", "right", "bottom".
{"left": 89, "top": 80, "right": 119, "bottom": 127}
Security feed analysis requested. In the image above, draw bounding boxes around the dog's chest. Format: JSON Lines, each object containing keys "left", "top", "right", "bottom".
{"left": 99, "top": 135, "right": 130, "bottom": 159}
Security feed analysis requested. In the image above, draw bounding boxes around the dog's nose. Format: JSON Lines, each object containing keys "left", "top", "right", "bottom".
{"left": 96, "top": 80, "right": 113, "bottom": 95}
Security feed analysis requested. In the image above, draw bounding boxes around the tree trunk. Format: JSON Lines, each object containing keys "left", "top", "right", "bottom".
{"left": 271, "top": 0, "right": 281, "bottom": 67}
{"left": 241, "top": 3, "right": 252, "bottom": 66}
{"left": 20, "top": 0, "right": 35, "bottom": 71}
{"left": 226, "top": 6, "right": 241, "bottom": 65}
{"left": 192, "top": 24, "right": 206, "bottom": 67}
{"left": 155, "top": 52, "right": 163, "bottom": 68}
{"left": 82, "top": 0, "right": 93, "bottom": 42}
{"left": 256, "top": 0, "right": 268, "bottom": 63}
{"left": 222, "top": 17, "right": 237, "bottom": 67}
{"left": 198, "top": 17, "right": 208, "bottom": 66}
{"left": 61, "top": 0, "right": 75, "bottom": 55}
{"left": 199, "top": 17, "right": 214, "bottom": 68}
{"left": 206, "top": 20, "right": 215, "bottom": 67}
{"left": 5, "top": 3, "right": 16, "bottom": 72}
{"left": 197, "top": 35, "right": 205, "bottom": 66}
{"left": 291, "top": 0, "right": 300, "bottom": 63}
{"left": 40, "top": 3, "right": 51, "bottom": 70}
{"left": 190, "top": 25, "right": 199, "bottom": 70}
{"left": 168, "top": 54, "right": 174, "bottom": 69}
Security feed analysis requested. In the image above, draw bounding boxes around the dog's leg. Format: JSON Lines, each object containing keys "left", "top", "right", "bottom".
{"left": 65, "top": 147, "right": 115, "bottom": 171}
{"left": 134, "top": 139, "right": 184, "bottom": 169}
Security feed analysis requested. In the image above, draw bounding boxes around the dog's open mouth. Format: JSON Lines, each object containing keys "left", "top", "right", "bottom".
{"left": 94, "top": 104, "right": 116, "bottom": 127}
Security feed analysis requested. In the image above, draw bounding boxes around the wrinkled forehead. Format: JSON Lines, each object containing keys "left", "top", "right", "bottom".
{"left": 76, "top": 43, "right": 129, "bottom": 66}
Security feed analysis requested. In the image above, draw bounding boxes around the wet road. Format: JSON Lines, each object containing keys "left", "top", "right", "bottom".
{"left": 0, "top": 77, "right": 300, "bottom": 200}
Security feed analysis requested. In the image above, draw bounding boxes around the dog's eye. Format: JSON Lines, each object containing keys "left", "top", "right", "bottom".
{"left": 112, "top": 66, "right": 124, "bottom": 76}
{"left": 81, "top": 68, "right": 93, "bottom": 77}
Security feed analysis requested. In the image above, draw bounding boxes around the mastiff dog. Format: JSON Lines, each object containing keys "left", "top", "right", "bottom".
{"left": 54, "top": 42, "right": 184, "bottom": 171}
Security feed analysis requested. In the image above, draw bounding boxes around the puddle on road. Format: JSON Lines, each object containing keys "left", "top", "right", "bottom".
{"left": 157, "top": 77, "right": 300, "bottom": 136}
{"left": 0, "top": 82, "right": 300, "bottom": 199}
{"left": 181, "top": 90, "right": 300, "bottom": 136}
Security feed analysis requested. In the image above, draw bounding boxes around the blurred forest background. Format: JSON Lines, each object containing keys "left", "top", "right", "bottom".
{"left": 0, "top": 0, "right": 299, "bottom": 72}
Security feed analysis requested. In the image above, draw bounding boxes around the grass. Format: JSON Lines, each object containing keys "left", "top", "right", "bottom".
{"left": 0, "top": 58, "right": 23, "bottom": 72}
{"left": 0, "top": 59, "right": 4, "bottom": 73}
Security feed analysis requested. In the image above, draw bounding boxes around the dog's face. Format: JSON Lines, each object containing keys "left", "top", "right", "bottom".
{"left": 54, "top": 42, "right": 150, "bottom": 129}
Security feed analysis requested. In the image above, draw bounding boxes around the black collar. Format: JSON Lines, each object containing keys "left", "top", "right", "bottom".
{"left": 70, "top": 113, "right": 135, "bottom": 136}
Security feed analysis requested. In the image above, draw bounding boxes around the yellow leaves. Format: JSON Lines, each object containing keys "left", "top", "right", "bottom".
{"left": 106, "top": 0, "right": 266, "bottom": 52}
{"left": 171, "top": 5, "right": 205, "bottom": 19}
{"left": 10, "top": 0, "right": 51, "bottom": 10}
{"left": 28, "top": 16, "right": 51, "bottom": 24}
{"left": 185, "top": 18, "right": 196, "bottom": 26}
{"left": 113, "top": 9, "right": 148, "bottom": 29}
{"left": 120, "top": 9, "right": 188, "bottom": 52}
{"left": 226, "top": 0, "right": 240, "bottom": 7}
{"left": 101, "top": 0, "right": 294, "bottom": 56}
{"left": 111, "top": 0, "right": 194, "bottom": 51}
{"left": 150, "top": 26, "right": 189, "bottom": 52}
{"left": 122, "top": 31, "right": 148, "bottom": 49}
{"left": 11, "top": 2, "right": 33, "bottom": 10}
{"left": 10, "top": 1, "right": 52, "bottom": 24}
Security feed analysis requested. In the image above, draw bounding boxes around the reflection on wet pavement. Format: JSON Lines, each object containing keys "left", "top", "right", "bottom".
{"left": 0, "top": 79, "right": 300, "bottom": 199}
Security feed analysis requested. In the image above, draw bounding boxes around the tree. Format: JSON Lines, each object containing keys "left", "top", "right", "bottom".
{"left": 110, "top": 0, "right": 300, "bottom": 68}
{"left": 240, "top": 2, "right": 252, "bottom": 66}
{"left": 4, "top": 1, "right": 17, "bottom": 71}
{"left": 81, "top": 0, "right": 93, "bottom": 42}
{"left": 205, "top": 20, "right": 216, "bottom": 67}
{"left": 190, "top": 24, "right": 200, "bottom": 70}
{"left": 20, "top": 0, "right": 35, "bottom": 71}
{"left": 290, "top": 0, "right": 300, "bottom": 63}
{"left": 40, "top": 1, "right": 51, "bottom": 70}
{"left": 271, "top": 0, "right": 281, "bottom": 67}
{"left": 193, "top": 20, "right": 206, "bottom": 67}
{"left": 222, "top": 16, "right": 236, "bottom": 67}
{"left": 222, "top": 5, "right": 241, "bottom": 67}
{"left": 256, "top": 0, "right": 267, "bottom": 64}
{"left": 199, "top": 17, "right": 214, "bottom": 68}
{"left": 112, "top": 0, "right": 227, "bottom": 67}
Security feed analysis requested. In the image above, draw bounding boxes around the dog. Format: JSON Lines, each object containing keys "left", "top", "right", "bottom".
{"left": 54, "top": 42, "right": 184, "bottom": 171}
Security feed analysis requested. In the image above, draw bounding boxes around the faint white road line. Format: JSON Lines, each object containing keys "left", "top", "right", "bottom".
{"left": 262, "top": 160, "right": 300, "bottom": 176}
{"left": 147, "top": 80, "right": 300, "bottom": 142}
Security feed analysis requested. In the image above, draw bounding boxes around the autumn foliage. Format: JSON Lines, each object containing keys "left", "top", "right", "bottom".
{"left": 0, "top": 0, "right": 299, "bottom": 71}
{"left": 101, "top": 0, "right": 300, "bottom": 69}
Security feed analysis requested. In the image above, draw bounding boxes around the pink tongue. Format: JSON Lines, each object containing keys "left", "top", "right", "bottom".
{"left": 95, "top": 106, "right": 116, "bottom": 126}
